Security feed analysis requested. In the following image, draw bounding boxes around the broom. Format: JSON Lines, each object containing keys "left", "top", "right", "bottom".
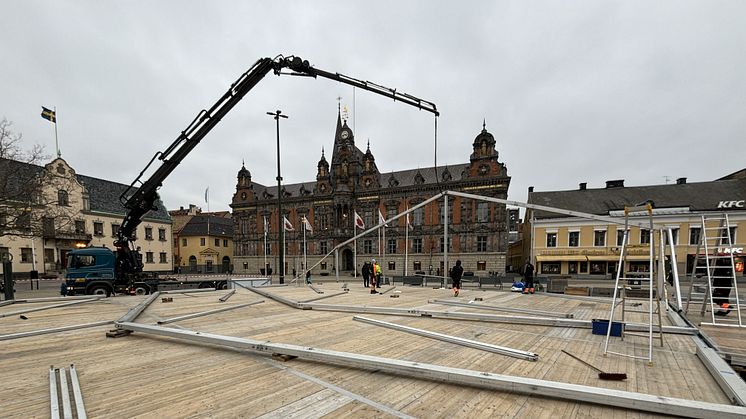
{"left": 561, "top": 349, "right": 627, "bottom": 381}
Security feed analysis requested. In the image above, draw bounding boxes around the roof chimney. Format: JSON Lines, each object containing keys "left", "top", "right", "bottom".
{"left": 579, "top": 182, "right": 587, "bottom": 190}
{"left": 676, "top": 177, "right": 687, "bottom": 185}
{"left": 605, "top": 179, "right": 624, "bottom": 189}
{"left": 528, "top": 186, "right": 534, "bottom": 193}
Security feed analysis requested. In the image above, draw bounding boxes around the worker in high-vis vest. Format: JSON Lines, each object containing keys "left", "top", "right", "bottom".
{"left": 371, "top": 259, "right": 382, "bottom": 294}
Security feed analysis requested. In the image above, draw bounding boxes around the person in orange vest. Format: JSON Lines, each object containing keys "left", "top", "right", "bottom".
{"left": 371, "top": 259, "right": 382, "bottom": 294}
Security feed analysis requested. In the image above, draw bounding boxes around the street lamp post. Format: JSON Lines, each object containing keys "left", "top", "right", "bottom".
{"left": 267, "top": 110, "right": 288, "bottom": 284}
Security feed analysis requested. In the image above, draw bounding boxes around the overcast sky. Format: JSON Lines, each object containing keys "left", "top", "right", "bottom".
{"left": 2, "top": 1, "right": 744, "bottom": 215}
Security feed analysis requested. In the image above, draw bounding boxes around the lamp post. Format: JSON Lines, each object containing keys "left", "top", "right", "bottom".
{"left": 267, "top": 110, "right": 288, "bottom": 284}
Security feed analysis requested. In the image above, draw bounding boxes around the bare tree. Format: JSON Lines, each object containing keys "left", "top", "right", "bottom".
{"left": 0, "top": 117, "right": 77, "bottom": 239}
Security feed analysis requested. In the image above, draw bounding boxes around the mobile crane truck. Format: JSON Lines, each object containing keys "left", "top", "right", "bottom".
{"left": 65, "top": 55, "right": 438, "bottom": 296}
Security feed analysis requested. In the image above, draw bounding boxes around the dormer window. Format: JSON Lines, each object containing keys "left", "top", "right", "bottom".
{"left": 58, "top": 190, "right": 69, "bottom": 206}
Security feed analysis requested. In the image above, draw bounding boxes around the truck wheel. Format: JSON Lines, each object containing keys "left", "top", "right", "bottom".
{"left": 217, "top": 282, "right": 228, "bottom": 290}
{"left": 134, "top": 286, "right": 149, "bottom": 295}
{"left": 89, "top": 285, "right": 111, "bottom": 297}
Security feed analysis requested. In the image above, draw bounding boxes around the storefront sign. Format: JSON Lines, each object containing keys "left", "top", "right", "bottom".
{"left": 717, "top": 200, "right": 744, "bottom": 208}
{"left": 716, "top": 247, "right": 743, "bottom": 255}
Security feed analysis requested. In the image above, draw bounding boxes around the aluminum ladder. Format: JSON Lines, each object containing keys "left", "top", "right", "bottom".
{"left": 685, "top": 214, "right": 742, "bottom": 327}
{"left": 603, "top": 204, "right": 664, "bottom": 365}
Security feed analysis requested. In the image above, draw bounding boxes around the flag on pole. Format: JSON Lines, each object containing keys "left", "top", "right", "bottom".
{"left": 284, "top": 216, "right": 294, "bottom": 231}
{"left": 204, "top": 187, "right": 209, "bottom": 204}
{"left": 263, "top": 216, "right": 269, "bottom": 236}
{"left": 378, "top": 209, "right": 388, "bottom": 227}
{"left": 406, "top": 206, "right": 414, "bottom": 230}
{"left": 302, "top": 215, "right": 313, "bottom": 233}
{"left": 354, "top": 211, "right": 365, "bottom": 229}
{"left": 41, "top": 107, "right": 56, "bottom": 123}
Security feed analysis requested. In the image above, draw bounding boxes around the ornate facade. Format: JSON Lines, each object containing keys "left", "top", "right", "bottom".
{"left": 231, "top": 112, "right": 511, "bottom": 277}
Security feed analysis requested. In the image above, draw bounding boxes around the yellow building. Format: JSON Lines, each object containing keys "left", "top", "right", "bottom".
{"left": 0, "top": 157, "right": 172, "bottom": 277}
{"left": 174, "top": 214, "right": 234, "bottom": 274}
{"left": 525, "top": 177, "right": 746, "bottom": 279}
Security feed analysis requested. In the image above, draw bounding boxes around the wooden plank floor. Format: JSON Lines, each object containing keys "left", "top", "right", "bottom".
{"left": 0, "top": 285, "right": 737, "bottom": 418}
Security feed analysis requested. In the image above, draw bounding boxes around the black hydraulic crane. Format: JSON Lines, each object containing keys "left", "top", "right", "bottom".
{"left": 114, "top": 55, "right": 439, "bottom": 279}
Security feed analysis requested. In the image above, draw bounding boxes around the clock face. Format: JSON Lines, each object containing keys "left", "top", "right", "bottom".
{"left": 364, "top": 178, "right": 372, "bottom": 186}
{"left": 240, "top": 192, "right": 247, "bottom": 200}
{"left": 340, "top": 130, "right": 349, "bottom": 140}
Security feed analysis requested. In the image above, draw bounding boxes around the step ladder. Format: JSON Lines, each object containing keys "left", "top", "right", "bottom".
{"left": 603, "top": 204, "right": 664, "bottom": 365}
{"left": 684, "top": 214, "right": 742, "bottom": 327}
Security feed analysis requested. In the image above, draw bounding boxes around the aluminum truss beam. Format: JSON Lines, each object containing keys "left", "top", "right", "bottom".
{"left": 13, "top": 296, "right": 101, "bottom": 304}
{"left": 156, "top": 300, "right": 264, "bottom": 324}
{"left": 0, "top": 320, "right": 113, "bottom": 341}
{"left": 304, "top": 302, "right": 696, "bottom": 334}
{"left": 49, "top": 367, "right": 60, "bottom": 419}
{"left": 299, "top": 291, "right": 349, "bottom": 303}
{"left": 116, "top": 292, "right": 160, "bottom": 323}
{"left": 161, "top": 288, "right": 216, "bottom": 294}
{"left": 69, "top": 364, "right": 87, "bottom": 419}
{"left": 429, "top": 299, "right": 575, "bottom": 318}
{"left": 218, "top": 290, "right": 236, "bottom": 302}
{"left": 353, "top": 316, "right": 538, "bottom": 361}
{"left": 0, "top": 300, "right": 14, "bottom": 307}
{"left": 0, "top": 297, "right": 103, "bottom": 318}
{"left": 116, "top": 322, "right": 746, "bottom": 418}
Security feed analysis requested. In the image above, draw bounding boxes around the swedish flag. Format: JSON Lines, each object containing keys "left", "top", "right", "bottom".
{"left": 41, "top": 106, "right": 56, "bottom": 123}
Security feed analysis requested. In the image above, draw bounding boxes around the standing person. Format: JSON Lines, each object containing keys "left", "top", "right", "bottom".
{"left": 522, "top": 258, "right": 535, "bottom": 294}
{"left": 451, "top": 259, "right": 464, "bottom": 297}
{"left": 305, "top": 269, "right": 312, "bottom": 285}
{"left": 373, "top": 259, "right": 383, "bottom": 288}
{"left": 361, "top": 262, "right": 371, "bottom": 288}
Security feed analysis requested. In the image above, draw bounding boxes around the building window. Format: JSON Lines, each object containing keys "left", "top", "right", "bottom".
{"left": 477, "top": 235, "right": 488, "bottom": 252}
{"left": 200, "top": 238, "right": 206, "bottom": 246}
{"left": 387, "top": 206, "right": 397, "bottom": 221}
{"left": 145, "top": 227, "right": 153, "bottom": 240}
{"left": 145, "top": 252, "right": 154, "bottom": 263}
{"left": 616, "top": 229, "right": 627, "bottom": 246}
{"left": 159, "top": 228, "right": 167, "bottom": 241}
{"left": 412, "top": 207, "right": 424, "bottom": 226}
{"left": 388, "top": 239, "right": 397, "bottom": 254}
{"left": 580, "top": 261, "right": 588, "bottom": 273}
{"left": 42, "top": 217, "right": 55, "bottom": 236}
{"left": 664, "top": 228, "right": 679, "bottom": 245}
{"left": 321, "top": 262, "right": 327, "bottom": 270}
{"left": 265, "top": 242, "right": 271, "bottom": 255}
{"left": 726, "top": 226, "right": 737, "bottom": 243}
{"left": 546, "top": 233, "right": 557, "bottom": 248}
{"left": 364, "top": 240, "right": 372, "bottom": 254}
{"left": 440, "top": 237, "right": 452, "bottom": 252}
{"left": 364, "top": 211, "right": 373, "bottom": 228}
{"left": 412, "top": 238, "right": 423, "bottom": 253}
{"left": 568, "top": 261, "right": 578, "bottom": 274}
{"left": 593, "top": 230, "right": 606, "bottom": 247}
{"left": 215, "top": 238, "right": 220, "bottom": 246}
{"left": 223, "top": 239, "right": 228, "bottom": 247}
{"left": 477, "top": 202, "right": 489, "bottom": 223}
{"left": 159, "top": 252, "right": 167, "bottom": 263}
{"left": 75, "top": 220, "right": 86, "bottom": 234}
{"left": 320, "top": 213, "right": 329, "bottom": 230}
{"left": 20, "top": 248, "right": 33, "bottom": 263}
{"left": 388, "top": 261, "right": 396, "bottom": 271}
{"left": 440, "top": 201, "right": 453, "bottom": 225}
{"left": 590, "top": 261, "right": 606, "bottom": 274}
{"left": 568, "top": 231, "right": 579, "bottom": 247}
{"left": 413, "top": 261, "right": 422, "bottom": 271}
{"left": 320, "top": 241, "right": 328, "bottom": 254}
{"left": 477, "top": 261, "right": 487, "bottom": 271}
{"left": 44, "top": 248, "right": 54, "bottom": 264}
{"left": 111, "top": 224, "right": 120, "bottom": 237}
{"left": 689, "top": 227, "right": 701, "bottom": 245}
{"left": 640, "top": 229, "right": 650, "bottom": 244}
{"left": 58, "top": 190, "right": 69, "bottom": 206}
{"left": 94, "top": 222, "right": 104, "bottom": 236}
{"left": 182, "top": 238, "right": 188, "bottom": 247}
{"left": 541, "top": 262, "right": 560, "bottom": 274}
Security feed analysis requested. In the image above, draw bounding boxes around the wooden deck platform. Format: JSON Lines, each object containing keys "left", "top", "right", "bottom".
{"left": 1, "top": 284, "right": 744, "bottom": 418}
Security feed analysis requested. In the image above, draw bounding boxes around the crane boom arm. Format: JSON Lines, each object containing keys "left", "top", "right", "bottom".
{"left": 114, "top": 55, "right": 438, "bottom": 276}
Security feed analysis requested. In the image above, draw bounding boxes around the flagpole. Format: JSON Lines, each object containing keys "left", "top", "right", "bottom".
{"left": 405, "top": 211, "right": 409, "bottom": 277}
{"left": 354, "top": 222, "right": 357, "bottom": 279}
{"left": 303, "top": 218, "right": 307, "bottom": 279}
{"left": 263, "top": 216, "right": 268, "bottom": 277}
{"left": 382, "top": 223, "right": 386, "bottom": 285}
{"left": 54, "top": 106, "right": 60, "bottom": 158}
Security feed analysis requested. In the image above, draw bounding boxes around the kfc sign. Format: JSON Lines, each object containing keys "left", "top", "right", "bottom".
{"left": 718, "top": 200, "right": 745, "bottom": 209}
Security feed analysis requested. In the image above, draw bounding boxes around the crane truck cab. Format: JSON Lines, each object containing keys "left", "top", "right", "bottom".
{"left": 65, "top": 247, "right": 121, "bottom": 296}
